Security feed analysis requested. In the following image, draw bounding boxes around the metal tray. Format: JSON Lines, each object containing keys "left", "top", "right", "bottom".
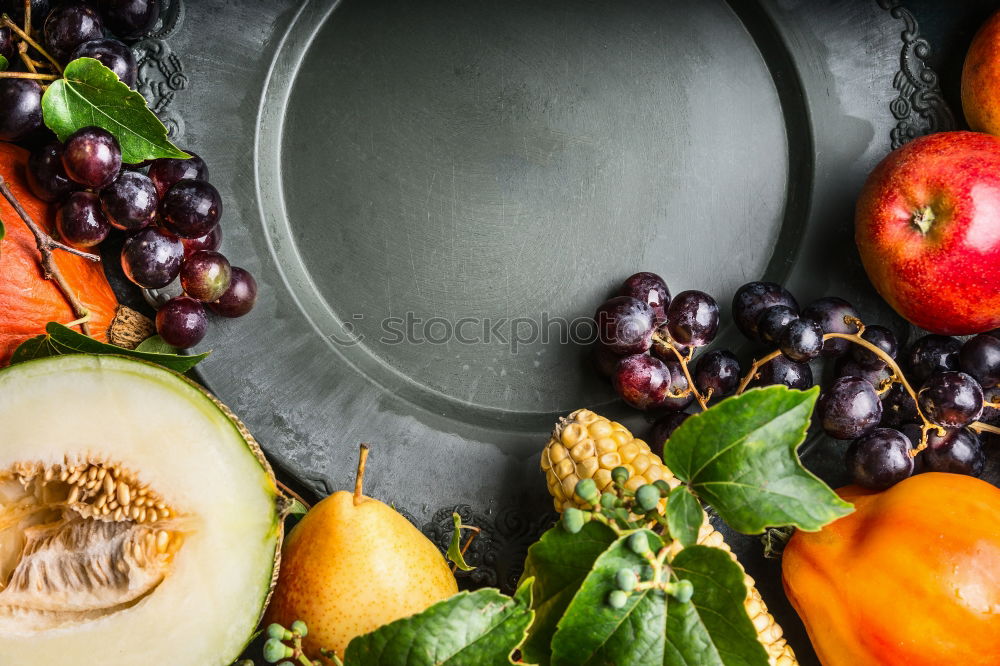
{"left": 139, "top": 1, "right": 960, "bottom": 662}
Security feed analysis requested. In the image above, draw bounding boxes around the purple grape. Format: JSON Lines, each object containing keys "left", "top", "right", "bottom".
{"left": 613, "top": 354, "right": 672, "bottom": 411}
{"left": 757, "top": 305, "right": 798, "bottom": 345}
{"left": 982, "top": 387, "right": 1000, "bottom": 425}
{"left": 694, "top": 349, "right": 741, "bottom": 400}
{"left": 917, "top": 371, "right": 984, "bottom": 428}
{"left": 62, "top": 126, "right": 122, "bottom": 189}
{"left": 650, "top": 323, "right": 688, "bottom": 362}
{"left": 850, "top": 325, "right": 898, "bottom": 369}
{"left": 732, "top": 281, "right": 798, "bottom": 340}
{"left": 148, "top": 152, "right": 208, "bottom": 198}
{"left": 209, "top": 266, "right": 257, "bottom": 318}
{"left": 0, "top": 79, "right": 43, "bottom": 141}
{"left": 70, "top": 38, "right": 138, "bottom": 88}
{"left": 97, "top": 0, "right": 160, "bottom": 40}
{"left": 56, "top": 191, "right": 110, "bottom": 247}
{"left": 657, "top": 359, "right": 695, "bottom": 412}
{"left": 801, "top": 296, "right": 860, "bottom": 357}
{"left": 181, "top": 224, "right": 223, "bottom": 257}
{"left": 818, "top": 376, "right": 883, "bottom": 440}
{"left": 779, "top": 318, "right": 824, "bottom": 363}
{"left": 2, "top": 0, "right": 51, "bottom": 29}
{"left": 959, "top": 334, "right": 1000, "bottom": 389}
{"left": 619, "top": 272, "right": 670, "bottom": 325}
{"left": 919, "top": 427, "right": 985, "bottom": 477}
{"left": 835, "top": 357, "right": 893, "bottom": 390}
{"left": 647, "top": 412, "right": 690, "bottom": 458}
{"left": 156, "top": 296, "right": 207, "bottom": 349}
{"left": 750, "top": 353, "right": 812, "bottom": 390}
{"left": 27, "top": 142, "right": 77, "bottom": 202}
{"left": 160, "top": 179, "right": 223, "bottom": 239}
{"left": 594, "top": 296, "right": 655, "bottom": 355}
{"left": 846, "top": 428, "right": 914, "bottom": 490}
{"left": 180, "top": 250, "right": 232, "bottom": 303}
{"left": 0, "top": 27, "right": 12, "bottom": 60}
{"left": 880, "top": 384, "right": 918, "bottom": 428}
{"left": 100, "top": 170, "right": 158, "bottom": 230}
{"left": 44, "top": 3, "right": 104, "bottom": 62}
{"left": 121, "top": 227, "right": 184, "bottom": 288}
{"left": 903, "top": 334, "right": 960, "bottom": 385}
{"left": 593, "top": 344, "right": 623, "bottom": 379}
{"left": 666, "top": 290, "right": 719, "bottom": 347}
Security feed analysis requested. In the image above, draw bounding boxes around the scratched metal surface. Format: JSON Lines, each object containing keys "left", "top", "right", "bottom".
{"left": 160, "top": 1, "right": 951, "bottom": 662}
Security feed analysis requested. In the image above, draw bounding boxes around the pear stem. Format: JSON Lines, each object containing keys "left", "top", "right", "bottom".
{"left": 354, "top": 443, "right": 370, "bottom": 505}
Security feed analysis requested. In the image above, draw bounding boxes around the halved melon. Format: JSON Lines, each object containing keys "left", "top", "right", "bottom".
{"left": 0, "top": 354, "right": 283, "bottom": 665}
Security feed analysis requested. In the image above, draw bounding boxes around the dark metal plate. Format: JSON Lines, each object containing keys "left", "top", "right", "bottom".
{"left": 154, "top": 1, "right": 957, "bottom": 662}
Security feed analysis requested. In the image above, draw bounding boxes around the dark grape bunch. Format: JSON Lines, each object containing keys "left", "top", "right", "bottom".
{"left": 591, "top": 275, "right": 1000, "bottom": 493}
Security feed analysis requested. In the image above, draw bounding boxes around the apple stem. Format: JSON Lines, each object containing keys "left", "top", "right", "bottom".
{"left": 354, "top": 443, "right": 370, "bottom": 505}
{"left": 911, "top": 206, "right": 935, "bottom": 235}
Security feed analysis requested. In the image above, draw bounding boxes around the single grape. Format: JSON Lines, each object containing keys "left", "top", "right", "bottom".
{"left": 70, "top": 38, "right": 138, "bottom": 88}
{"left": 618, "top": 272, "right": 670, "bottom": 325}
{"left": 982, "top": 386, "right": 1000, "bottom": 425}
{"left": 750, "top": 353, "right": 812, "bottom": 390}
{"left": 121, "top": 227, "right": 184, "bottom": 288}
{"left": 100, "top": 170, "right": 158, "bottom": 230}
{"left": 594, "top": 296, "right": 655, "bottom": 355}
{"left": 666, "top": 290, "right": 719, "bottom": 347}
{"left": 613, "top": 354, "right": 672, "bottom": 411}
{"left": 647, "top": 411, "right": 689, "bottom": 458}
{"left": 27, "top": 142, "right": 77, "bottom": 202}
{"left": 290, "top": 619, "right": 308, "bottom": 638}
{"left": 819, "top": 376, "right": 883, "bottom": 439}
{"left": 62, "top": 126, "right": 122, "bottom": 189}
{"left": 801, "top": 296, "right": 860, "bottom": 357}
{"left": 756, "top": 305, "right": 798, "bottom": 345}
{"left": 850, "top": 325, "right": 898, "bottom": 369}
{"left": 0, "top": 79, "right": 43, "bottom": 141}
{"left": 650, "top": 323, "right": 688, "bottom": 362}
{"left": 0, "top": 27, "right": 12, "bottom": 60}
{"left": 657, "top": 358, "right": 695, "bottom": 412}
{"left": 917, "top": 371, "right": 984, "bottom": 428}
{"left": 845, "top": 428, "right": 913, "bottom": 490}
{"left": 44, "top": 3, "right": 104, "bottom": 62}
{"left": 265, "top": 623, "right": 288, "bottom": 640}
{"left": 593, "top": 343, "right": 623, "bottom": 379}
{"left": 959, "top": 334, "right": 1000, "bottom": 389}
{"left": 148, "top": 152, "right": 209, "bottom": 198}
{"left": 180, "top": 250, "right": 232, "bottom": 302}
{"left": 694, "top": 349, "right": 741, "bottom": 399}
{"left": 880, "top": 383, "right": 918, "bottom": 428}
{"left": 2, "top": 0, "right": 51, "bottom": 29}
{"left": 97, "top": 0, "right": 160, "bottom": 39}
{"left": 779, "top": 318, "right": 824, "bottom": 363}
{"left": 920, "top": 427, "right": 985, "bottom": 477}
{"left": 156, "top": 296, "right": 208, "bottom": 349}
{"left": 56, "top": 191, "right": 111, "bottom": 247}
{"left": 903, "top": 334, "right": 960, "bottom": 385}
{"left": 732, "top": 281, "right": 798, "bottom": 340}
{"left": 209, "top": 266, "right": 257, "bottom": 318}
{"left": 181, "top": 224, "right": 223, "bottom": 257}
{"left": 835, "top": 357, "right": 892, "bottom": 390}
{"left": 160, "top": 179, "right": 223, "bottom": 239}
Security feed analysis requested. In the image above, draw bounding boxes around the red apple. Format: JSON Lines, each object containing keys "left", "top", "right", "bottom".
{"left": 963, "top": 10, "right": 1000, "bottom": 137}
{"left": 855, "top": 131, "right": 1000, "bottom": 335}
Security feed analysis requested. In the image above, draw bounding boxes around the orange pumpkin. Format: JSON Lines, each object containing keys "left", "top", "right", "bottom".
{"left": 782, "top": 473, "right": 1000, "bottom": 666}
{"left": 0, "top": 141, "right": 120, "bottom": 364}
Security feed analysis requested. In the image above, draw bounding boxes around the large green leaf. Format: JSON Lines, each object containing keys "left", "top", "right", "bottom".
{"left": 344, "top": 579, "right": 534, "bottom": 666}
{"left": 666, "top": 486, "right": 703, "bottom": 549}
{"left": 8, "top": 335, "right": 56, "bottom": 364}
{"left": 665, "top": 546, "right": 768, "bottom": 666}
{"left": 520, "top": 521, "right": 617, "bottom": 665}
{"left": 662, "top": 386, "right": 852, "bottom": 533}
{"left": 42, "top": 58, "right": 188, "bottom": 164}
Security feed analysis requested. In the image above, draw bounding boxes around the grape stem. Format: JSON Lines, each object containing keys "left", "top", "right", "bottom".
{"left": 649, "top": 331, "right": 710, "bottom": 411}
{"left": 0, "top": 70, "right": 57, "bottom": 80}
{"left": 0, "top": 177, "right": 101, "bottom": 337}
{"left": 1, "top": 15, "right": 63, "bottom": 75}
{"left": 735, "top": 349, "right": 782, "bottom": 395}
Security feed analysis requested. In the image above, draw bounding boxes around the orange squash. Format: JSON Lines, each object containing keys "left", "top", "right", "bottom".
{"left": 0, "top": 142, "right": 120, "bottom": 364}
{"left": 782, "top": 473, "right": 1000, "bottom": 666}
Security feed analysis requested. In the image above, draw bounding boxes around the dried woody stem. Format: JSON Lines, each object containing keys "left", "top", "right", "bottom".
{"left": 0, "top": 177, "right": 100, "bottom": 336}
{"left": 2, "top": 14, "right": 63, "bottom": 74}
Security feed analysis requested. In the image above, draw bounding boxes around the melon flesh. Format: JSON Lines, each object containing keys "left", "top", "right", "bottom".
{"left": 0, "top": 355, "right": 281, "bottom": 665}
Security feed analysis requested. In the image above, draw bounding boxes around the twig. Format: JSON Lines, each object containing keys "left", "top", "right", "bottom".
{"left": 353, "top": 443, "right": 370, "bottom": 505}
{"left": 970, "top": 421, "right": 1000, "bottom": 437}
{"left": 276, "top": 480, "right": 312, "bottom": 511}
{"left": 1, "top": 15, "right": 62, "bottom": 74}
{"left": 22, "top": 0, "right": 30, "bottom": 35}
{"left": 0, "top": 176, "right": 100, "bottom": 336}
{"left": 736, "top": 349, "right": 782, "bottom": 395}
{"left": 0, "top": 70, "right": 58, "bottom": 80}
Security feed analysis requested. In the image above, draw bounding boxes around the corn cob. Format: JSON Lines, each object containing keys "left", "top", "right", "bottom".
{"left": 541, "top": 408, "right": 797, "bottom": 666}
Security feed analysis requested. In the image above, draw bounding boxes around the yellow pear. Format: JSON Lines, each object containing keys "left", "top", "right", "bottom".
{"left": 265, "top": 445, "right": 459, "bottom": 657}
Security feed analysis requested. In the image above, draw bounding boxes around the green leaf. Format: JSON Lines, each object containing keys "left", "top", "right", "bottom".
{"left": 285, "top": 498, "right": 309, "bottom": 517}
{"left": 666, "top": 486, "right": 703, "bottom": 549}
{"left": 43, "top": 322, "right": 209, "bottom": 373}
{"left": 447, "top": 512, "right": 476, "bottom": 572}
{"left": 135, "top": 335, "right": 179, "bottom": 354}
{"left": 665, "top": 546, "right": 769, "bottom": 666}
{"left": 662, "top": 386, "right": 852, "bottom": 533}
{"left": 344, "top": 579, "right": 534, "bottom": 666}
{"left": 520, "top": 521, "right": 617, "bottom": 665}
{"left": 0, "top": 55, "right": 8, "bottom": 71}
{"left": 42, "top": 58, "right": 188, "bottom": 164}
{"left": 9, "top": 335, "right": 58, "bottom": 364}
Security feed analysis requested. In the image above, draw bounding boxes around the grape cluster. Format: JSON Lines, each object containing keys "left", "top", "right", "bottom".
{"left": 592, "top": 274, "right": 1000, "bottom": 492}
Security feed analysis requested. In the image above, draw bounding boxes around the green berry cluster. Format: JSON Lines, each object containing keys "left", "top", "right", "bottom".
{"left": 262, "top": 619, "right": 341, "bottom": 666}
